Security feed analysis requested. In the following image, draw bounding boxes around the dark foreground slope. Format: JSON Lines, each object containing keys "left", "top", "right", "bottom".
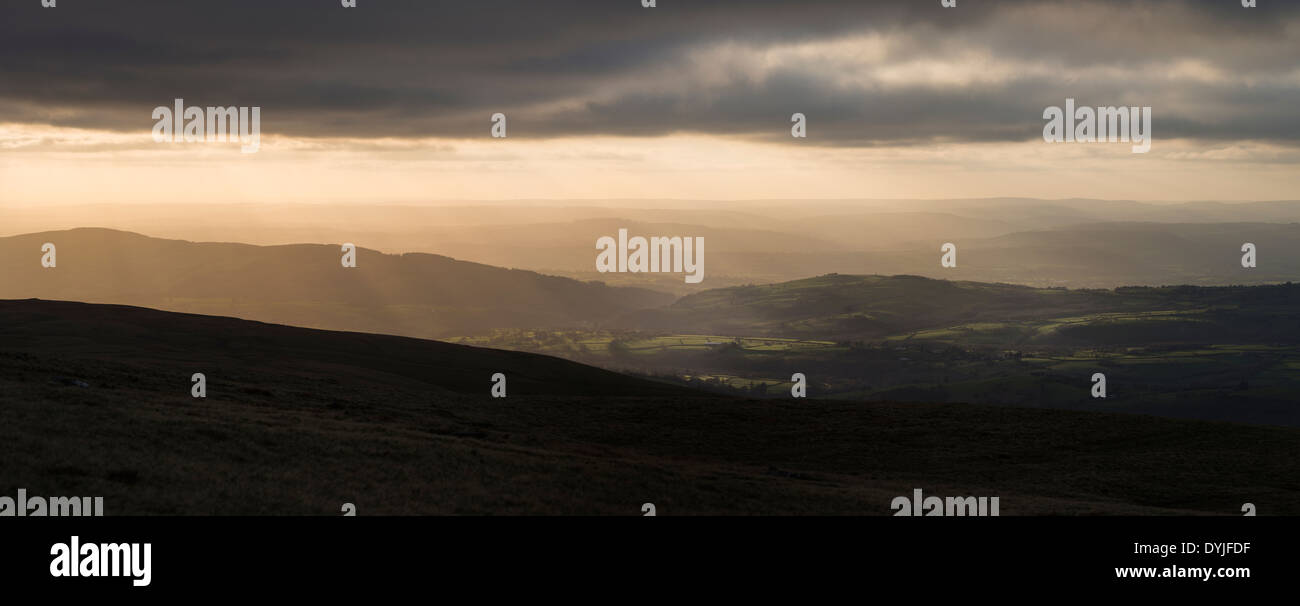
{"left": 2, "top": 300, "right": 1297, "bottom": 515}
{"left": 0, "top": 299, "right": 688, "bottom": 398}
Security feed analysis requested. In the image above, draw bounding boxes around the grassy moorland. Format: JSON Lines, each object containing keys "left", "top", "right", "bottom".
{"left": 2, "top": 299, "right": 1298, "bottom": 515}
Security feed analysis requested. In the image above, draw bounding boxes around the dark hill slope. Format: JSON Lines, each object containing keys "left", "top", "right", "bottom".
{"left": 2, "top": 300, "right": 1297, "bottom": 515}
{"left": 0, "top": 299, "right": 689, "bottom": 397}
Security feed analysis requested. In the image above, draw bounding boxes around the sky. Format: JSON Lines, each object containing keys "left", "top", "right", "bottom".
{"left": 1, "top": 0, "right": 1298, "bottom": 205}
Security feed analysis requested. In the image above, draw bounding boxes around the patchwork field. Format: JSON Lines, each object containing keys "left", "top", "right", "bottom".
{"left": 452, "top": 278, "right": 1300, "bottom": 426}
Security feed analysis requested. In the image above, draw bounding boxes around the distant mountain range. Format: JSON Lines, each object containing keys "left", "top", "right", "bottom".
{"left": 7, "top": 200, "right": 1300, "bottom": 292}
{"left": 4, "top": 226, "right": 1299, "bottom": 345}
{"left": 0, "top": 228, "right": 671, "bottom": 338}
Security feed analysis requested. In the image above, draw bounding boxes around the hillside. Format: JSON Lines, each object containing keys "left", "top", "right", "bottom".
{"left": 0, "top": 228, "right": 673, "bottom": 338}
{"left": 10, "top": 203, "right": 1300, "bottom": 293}
{"left": 2, "top": 299, "right": 1299, "bottom": 514}
{"left": 0, "top": 299, "right": 690, "bottom": 397}
{"left": 618, "top": 274, "right": 1300, "bottom": 344}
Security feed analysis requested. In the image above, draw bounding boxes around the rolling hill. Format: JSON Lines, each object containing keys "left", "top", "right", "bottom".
{"left": 617, "top": 274, "right": 1300, "bottom": 344}
{"left": 0, "top": 228, "right": 673, "bottom": 338}
{"left": 10, "top": 201, "right": 1300, "bottom": 292}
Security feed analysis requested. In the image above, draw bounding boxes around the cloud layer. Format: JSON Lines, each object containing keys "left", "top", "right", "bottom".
{"left": 0, "top": 0, "right": 1297, "bottom": 146}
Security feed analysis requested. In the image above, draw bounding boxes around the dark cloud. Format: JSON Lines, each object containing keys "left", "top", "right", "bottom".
{"left": 0, "top": 0, "right": 1297, "bottom": 145}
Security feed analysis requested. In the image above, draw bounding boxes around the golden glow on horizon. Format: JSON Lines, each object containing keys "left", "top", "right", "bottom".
{"left": 1, "top": 122, "right": 1299, "bottom": 205}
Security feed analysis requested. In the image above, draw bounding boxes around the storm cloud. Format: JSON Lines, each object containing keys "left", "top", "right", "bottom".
{"left": 1, "top": 0, "right": 1297, "bottom": 146}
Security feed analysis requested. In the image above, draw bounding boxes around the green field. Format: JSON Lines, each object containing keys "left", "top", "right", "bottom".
{"left": 452, "top": 282, "right": 1300, "bottom": 427}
